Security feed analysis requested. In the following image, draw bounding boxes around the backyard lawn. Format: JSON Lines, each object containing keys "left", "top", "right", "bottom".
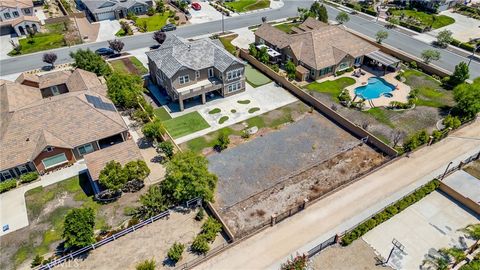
{"left": 402, "top": 69, "right": 454, "bottom": 108}
{"left": 219, "top": 34, "right": 238, "bottom": 55}
{"left": 390, "top": 9, "right": 455, "bottom": 29}
{"left": 163, "top": 111, "right": 210, "bottom": 138}
{"left": 110, "top": 56, "right": 148, "bottom": 75}
{"left": 135, "top": 13, "right": 169, "bottom": 32}
{"left": 274, "top": 22, "right": 301, "bottom": 33}
{"left": 245, "top": 64, "right": 272, "bottom": 87}
{"left": 153, "top": 107, "right": 172, "bottom": 121}
{"left": 224, "top": 0, "right": 270, "bottom": 12}
{"left": 304, "top": 77, "right": 356, "bottom": 101}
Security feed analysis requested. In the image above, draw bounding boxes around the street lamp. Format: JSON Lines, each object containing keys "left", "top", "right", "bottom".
{"left": 467, "top": 42, "right": 479, "bottom": 67}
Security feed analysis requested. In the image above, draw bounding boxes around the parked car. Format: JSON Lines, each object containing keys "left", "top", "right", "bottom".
{"left": 191, "top": 2, "right": 201, "bottom": 10}
{"left": 161, "top": 24, "right": 177, "bottom": 32}
{"left": 95, "top": 48, "right": 114, "bottom": 56}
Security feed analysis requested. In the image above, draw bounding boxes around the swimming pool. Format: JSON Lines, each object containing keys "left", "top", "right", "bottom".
{"left": 354, "top": 77, "right": 395, "bottom": 100}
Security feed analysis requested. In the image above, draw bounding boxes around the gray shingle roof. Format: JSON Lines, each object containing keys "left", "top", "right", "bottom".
{"left": 81, "top": 0, "right": 148, "bottom": 13}
{"left": 146, "top": 35, "right": 244, "bottom": 78}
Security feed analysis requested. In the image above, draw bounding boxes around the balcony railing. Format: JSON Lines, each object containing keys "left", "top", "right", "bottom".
{"left": 174, "top": 78, "right": 223, "bottom": 98}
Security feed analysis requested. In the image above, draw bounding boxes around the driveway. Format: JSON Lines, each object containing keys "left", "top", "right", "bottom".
{"left": 169, "top": 82, "right": 298, "bottom": 144}
{"left": 362, "top": 191, "right": 478, "bottom": 270}
{"left": 231, "top": 27, "right": 254, "bottom": 49}
{"left": 0, "top": 34, "right": 14, "bottom": 59}
{"left": 189, "top": 1, "right": 224, "bottom": 24}
{"left": 431, "top": 11, "right": 480, "bottom": 43}
{"left": 196, "top": 119, "right": 480, "bottom": 270}
{"left": 0, "top": 162, "right": 87, "bottom": 236}
{"left": 95, "top": 20, "right": 121, "bottom": 42}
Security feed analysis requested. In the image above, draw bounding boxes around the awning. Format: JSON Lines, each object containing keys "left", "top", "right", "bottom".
{"left": 366, "top": 51, "right": 400, "bottom": 67}
{"left": 256, "top": 44, "right": 281, "bottom": 57}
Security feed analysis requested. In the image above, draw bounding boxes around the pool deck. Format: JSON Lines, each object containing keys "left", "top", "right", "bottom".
{"left": 315, "top": 69, "right": 410, "bottom": 109}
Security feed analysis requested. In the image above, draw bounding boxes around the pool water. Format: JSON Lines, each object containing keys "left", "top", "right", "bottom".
{"left": 354, "top": 77, "right": 395, "bottom": 100}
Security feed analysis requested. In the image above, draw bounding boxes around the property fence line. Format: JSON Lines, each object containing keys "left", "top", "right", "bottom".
{"left": 307, "top": 235, "right": 337, "bottom": 258}
{"left": 36, "top": 210, "right": 171, "bottom": 270}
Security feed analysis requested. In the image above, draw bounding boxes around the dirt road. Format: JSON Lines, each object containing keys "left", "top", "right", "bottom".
{"left": 195, "top": 119, "right": 480, "bottom": 270}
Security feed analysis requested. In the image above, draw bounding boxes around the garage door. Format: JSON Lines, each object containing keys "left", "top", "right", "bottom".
{"left": 0, "top": 25, "right": 14, "bottom": 36}
{"left": 96, "top": 11, "right": 115, "bottom": 21}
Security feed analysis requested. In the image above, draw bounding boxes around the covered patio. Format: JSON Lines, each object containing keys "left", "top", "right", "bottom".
{"left": 363, "top": 51, "right": 401, "bottom": 76}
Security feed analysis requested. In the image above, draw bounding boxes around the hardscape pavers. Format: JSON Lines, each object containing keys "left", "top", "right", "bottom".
{"left": 362, "top": 191, "right": 479, "bottom": 270}
{"left": 208, "top": 114, "right": 360, "bottom": 208}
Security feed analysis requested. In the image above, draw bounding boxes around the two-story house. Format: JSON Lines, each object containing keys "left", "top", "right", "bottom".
{"left": 80, "top": 0, "right": 153, "bottom": 21}
{"left": 0, "top": 69, "right": 129, "bottom": 181}
{"left": 146, "top": 35, "right": 246, "bottom": 111}
{"left": 0, "top": 0, "right": 40, "bottom": 36}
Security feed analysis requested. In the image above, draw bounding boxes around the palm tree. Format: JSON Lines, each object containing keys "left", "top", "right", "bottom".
{"left": 461, "top": 224, "right": 480, "bottom": 252}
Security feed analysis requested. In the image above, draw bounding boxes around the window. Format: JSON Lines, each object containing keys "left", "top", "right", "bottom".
{"left": 23, "top": 8, "right": 31, "bottom": 14}
{"left": 226, "top": 69, "right": 242, "bottom": 81}
{"left": 227, "top": 82, "right": 242, "bottom": 93}
{"left": 45, "top": 146, "right": 54, "bottom": 152}
{"left": 354, "top": 57, "right": 362, "bottom": 65}
{"left": 78, "top": 143, "right": 94, "bottom": 155}
{"left": 4, "top": 13, "right": 11, "bottom": 19}
{"left": 208, "top": 68, "right": 214, "bottom": 78}
{"left": 134, "top": 7, "right": 142, "bottom": 13}
{"left": 42, "top": 153, "right": 68, "bottom": 169}
{"left": 12, "top": 11, "right": 19, "bottom": 17}
{"left": 18, "top": 165, "right": 29, "bottom": 174}
{"left": 179, "top": 75, "right": 189, "bottom": 85}
{"left": 310, "top": 69, "right": 315, "bottom": 77}
{"left": 1, "top": 171, "right": 12, "bottom": 180}
{"left": 196, "top": 70, "right": 200, "bottom": 79}
{"left": 51, "top": 85, "right": 60, "bottom": 96}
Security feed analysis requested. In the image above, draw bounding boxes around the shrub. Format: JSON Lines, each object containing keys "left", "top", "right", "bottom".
{"left": 431, "top": 130, "right": 443, "bottom": 143}
{"left": 280, "top": 254, "right": 308, "bottom": 270}
{"left": 158, "top": 141, "right": 174, "bottom": 160}
{"left": 201, "top": 217, "right": 222, "bottom": 242}
{"left": 167, "top": 242, "right": 185, "bottom": 263}
{"left": 136, "top": 259, "right": 156, "bottom": 270}
{"left": 215, "top": 132, "right": 230, "bottom": 151}
{"left": 0, "top": 179, "right": 17, "bottom": 193}
{"left": 271, "top": 64, "right": 279, "bottom": 72}
{"left": 19, "top": 172, "right": 39, "bottom": 183}
{"left": 142, "top": 119, "right": 166, "bottom": 141}
{"left": 442, "top": 115, "right": 461, "bottom": 130}
{"left": 195, "top": 208, "right": 205, "bottom": 221}
{"left": 191, "top": 234, "right": 210, "bottom": 254}
{"left": 133, "top": 109, "right": 150, "bottom": 123}
{"left": 146, "top": 6, "right": 155, "bottom": 16}
{"left": 31, "top": 254, "right": 44, "bottom": 268}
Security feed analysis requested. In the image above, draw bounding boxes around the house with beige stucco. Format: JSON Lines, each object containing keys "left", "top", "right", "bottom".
{"left": 146, "top": 35, "right": 246, "bottom": 111}
{"left": 0, "top": 0, "right": 40, "bottom": 36}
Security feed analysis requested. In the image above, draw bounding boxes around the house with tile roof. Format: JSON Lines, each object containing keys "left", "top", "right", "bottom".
{"left": 254, "top": 18, "right": 380, "bottom": 80}
{"left": 146, "top": 35, "right": 246, "bottom": 111}
{"left": 0, "top": 0, "right": 40, "bottom": 36}
{"left": 0, "top": 69, "right": 129, "bottom": 181}
{"left": 80, "top": 0, "right": 152, "bottom": 21}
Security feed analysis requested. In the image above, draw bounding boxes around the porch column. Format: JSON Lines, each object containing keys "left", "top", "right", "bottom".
{"left": 179, "top": 96, "right": 184, "bottom": 111}
{"left": 201, "top": 93, "right": 206, "bottom": 104}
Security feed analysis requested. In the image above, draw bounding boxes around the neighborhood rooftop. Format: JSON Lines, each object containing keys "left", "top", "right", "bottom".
{"left": 81, "top": 0, "right": 150, "bottom": 13}
{"left": 146, "top": 35, "right": 245, "bottom": 78}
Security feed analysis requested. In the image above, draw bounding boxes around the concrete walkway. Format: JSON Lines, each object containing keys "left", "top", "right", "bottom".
{"left": 0, "top": 161, "right": 87, "bottom": 236}
{"left": 196, "top": 119, "right": 480, "bottom": 270}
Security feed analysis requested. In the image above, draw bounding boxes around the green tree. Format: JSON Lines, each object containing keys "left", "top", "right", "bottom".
{"left": 99, "top": 160, "right": 128, "bottom": 191}
{"left": 453, "top": 77, "right": 480, "bottom": 120}
{"left": 375, "top": 30, "right": 388, "bottom": 44}
{"left": 31, "top": 254, "right": 44, "bottom": 268}
{"left": 449, "top": 61, "right": 469, "bottom": 87}
{"left": 124, "top": 160, "right": 150, "bottom": 182}
{"left": 167, "top": 242, "right": 185, "bottom": 263}
{"left": 158, "top": 141, "right": 174, "bottom": 159}
{"left": 142, "top": 119, "right": 166, "bottom": 141}
{"left": 421, "top": 49, "right": 441, "bottom": 64}
{"left": 310, "top": 2, "right": 328, "bottom": 23}
{"left": 336, "top": 11, "right": 350, "bottom": 24}
{"left": 249, "top": 43, "right": 258, "bottom": 58}
{"left": 436, "top": 29, "right": 453, "bottom": 48}
{"left": 70, "top": 49, "right": 111, "bottom": 76}
{"left": 442, "top": 115, "right": 461, "bottom": 129}
{"left": 191, "top": 234, "right": 210, "bottom": 254}
{"left": 161, "top": 151, "right": 218, "bottom": 203}
{"left": 155, "top": 0, "right": 165, "bottom": 13}
{"left": 106, "top": 72, "right": 145, "bottom": 108}
{"left": 258, "top": 46, "right": 269, "bottom": 64}
{"left": 215, "top": 132, "right": 230, "bottom": 151}
{"left": 285, "top": 60, "right": 296, "bottom": 80}
{"left": 135, "top": 185, "right": 169, "bottom": 219}
{"left": 63, "top": 207, "right": 95, "bottom": 249}
{"left": 136, "top": 259, "right": 156, "bottom": 270}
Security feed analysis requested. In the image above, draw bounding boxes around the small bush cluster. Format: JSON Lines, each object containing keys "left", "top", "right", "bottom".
{"left": 19, "top": 172, "right": 39, "bottom": 183}
{"left": 191, "top": 217, "right": 222, "bottom": 254}
{"left": 280, "top": 254, "right": 309, "bottom": 270}
{"left": 402, "top": 129, "right": 430, "bottom": 152}
{"left": 335, "top": 67, "right": 354, "bottom": 76}
{"left": 167, "top": 242, "right": 185, "bottom": 263}
{"left": 1, "top": 172, "right": 40, "bottom": 193}
{"left": 341, "top": 179, "right": 440, "bottom": 246}
{"left": 0, "top": 179, "right": 17, "bottom": 193}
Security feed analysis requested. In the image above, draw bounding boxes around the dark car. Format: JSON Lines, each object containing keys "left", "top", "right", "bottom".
{"left": 95, "top": 48, "right": 114, "bottom": 56}
{"left": 161, "top": 24, "right": 177, "bottom": 32}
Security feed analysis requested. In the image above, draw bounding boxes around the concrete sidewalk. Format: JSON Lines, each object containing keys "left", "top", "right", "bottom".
{"left": 0, "top": 161, "right": 87, "bottom": 236}
{"left": 196, "top": 119, "right": 480, "bottom": 270}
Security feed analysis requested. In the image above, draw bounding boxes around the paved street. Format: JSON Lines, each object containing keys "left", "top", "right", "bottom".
{"left": 0, "top": 1, "right": 478, "bottom": 77}
{"left": 196, "top": 119, "right": 480, "bottom": 270}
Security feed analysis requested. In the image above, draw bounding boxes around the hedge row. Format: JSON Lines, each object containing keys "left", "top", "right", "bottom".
{"left": 450, "top": 39, "right": 477, "bottom": 53}
{"left": 344, "top": 2, "right": 378, "bottom": 16}
{"left": 399, "top": 21, "right": 426, "bottom": 33}
{"left": 341, "top": 179, "right": 440, "bottom": 246}
{"left": 0, "top": 179, "right": 18, "bottom": 193}
{"left": 0, "top": 172, "right": 39, "bottom": 193}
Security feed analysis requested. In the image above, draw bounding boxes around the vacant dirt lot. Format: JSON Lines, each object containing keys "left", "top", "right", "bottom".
{"left": 208, "top": 112, "right": 386, "bottom": 237}
{"left": 310, "top": 240, "right": 391, "bottom": 270}
{"left": 67, "top": 210, "right": 227, "bottom": 270}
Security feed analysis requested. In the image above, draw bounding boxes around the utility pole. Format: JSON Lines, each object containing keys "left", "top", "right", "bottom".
{"left": 222, "top": 12, "right": 225, "bottom": 34}
{"left": 467, "top": 44, "right": 479, "bottom": 67}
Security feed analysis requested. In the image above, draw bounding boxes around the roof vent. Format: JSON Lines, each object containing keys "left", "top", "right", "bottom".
{"left": 26, "top": 137, "right": 30, "bottom": 141}
{"left": 188, "top": 45, "right": 191, "bottom": 51}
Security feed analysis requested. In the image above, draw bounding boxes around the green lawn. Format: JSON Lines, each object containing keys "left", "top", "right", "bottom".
{"left": 110, "top": 56, "right": 148, "bottom": 75}
{"left": 363, "top": 107, "right": 395, "bottom": 128}
{"left": 163, "top": 111, "right": 210, "bottom": 138}
{"left": 304, "top": 77, "right": 356, "bottom": 102}
{"left": 224, "top": 0, "right": 270, "bottom": 12}
{"left": 245, "top": 64, "right": 272, "bottom": 87}
{"left": 274, "top": 22, "right": 301, "bottom": 33}
{"left": 390, "top": 9, "right": 455, "bottom": 29}
{"left": 219, "top": 34, "right": 238, "bottom": 55}
{"left": 153, "top": 107, "right": 172, "bottom": 121}
{"left": 402, "top": 69, "right": 454, "bottom": 108}
{"left": 135, "top": 13, "right": 169, "bottom": 32}
{"left": 185, "top": 127, "right": 239, "bottom": 153}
